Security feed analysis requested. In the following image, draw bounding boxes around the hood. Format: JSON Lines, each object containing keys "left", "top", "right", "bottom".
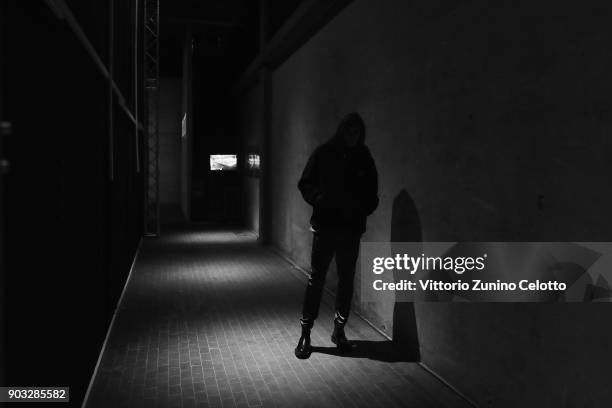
{"left": 331, "top": 112, "right": 366, "bottom": 148}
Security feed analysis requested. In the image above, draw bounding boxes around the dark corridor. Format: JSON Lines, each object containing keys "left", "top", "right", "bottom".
{"left": 84, "top": 228, "right": 468, "bottom": 408}
{"left": 2, "top": 1, "right": 612, "bottom": 408}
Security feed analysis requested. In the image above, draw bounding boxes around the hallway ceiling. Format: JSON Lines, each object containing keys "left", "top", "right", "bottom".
{"left": 159, "top": 0, "right": 303, "bottom": 78}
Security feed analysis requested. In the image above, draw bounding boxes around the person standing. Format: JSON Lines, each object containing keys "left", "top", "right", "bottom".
{"left": 295, "top": 112, "right": 379, "bottom": 359}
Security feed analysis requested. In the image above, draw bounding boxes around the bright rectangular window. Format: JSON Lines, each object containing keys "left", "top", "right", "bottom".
{"left": 210, "top": 154, "right": 237, "bottom": 171}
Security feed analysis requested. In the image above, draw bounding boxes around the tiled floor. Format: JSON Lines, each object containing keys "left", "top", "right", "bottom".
{"left": 85, "top": 228, "right": 471, "bottom": 408}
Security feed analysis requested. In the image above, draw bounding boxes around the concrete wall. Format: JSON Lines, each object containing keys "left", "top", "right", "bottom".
{"left": 239, "top": 0, "right": 612, "bottom": 406}
{"left": 159, "top": 77, "right": 181, "bottom": 205}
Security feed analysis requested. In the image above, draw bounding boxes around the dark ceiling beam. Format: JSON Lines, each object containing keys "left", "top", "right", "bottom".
{"left": 163, "top": 17, "right": 247, "bottom": 30}
{"left": 232, "top": 0, "right": 353, "bottom": 94}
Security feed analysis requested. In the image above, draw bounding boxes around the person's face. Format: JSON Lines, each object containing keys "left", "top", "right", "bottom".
{"left": 343, "top": 124, "right": 362, "bottom": 148}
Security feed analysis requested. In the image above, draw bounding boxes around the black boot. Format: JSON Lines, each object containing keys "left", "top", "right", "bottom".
{"left": 295, "top": 322, "right": 312, "bottom": 359}
{"left": 331, "top": 319, "right": 352, "bottom": 353}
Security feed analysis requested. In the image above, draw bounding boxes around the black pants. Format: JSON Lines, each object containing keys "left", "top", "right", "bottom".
{"left": 301, "top": 229, "right": 361, "bottom": 328}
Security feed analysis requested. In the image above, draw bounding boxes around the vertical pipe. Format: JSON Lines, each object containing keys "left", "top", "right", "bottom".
{"left": 154, "top": 0, "right": 160, "bottom": 235}
{"left": 258, "top": 0, "right": 270, "bottom": 242}
{"left": 134, "top": 0, "right": 140, "bottom": 173}
{"left": 142, "top": 0, "right": 148, "bottom": 233}
{"left": 108, "top": 0, "right": 114, "bottom": 181}
{"left": 0, "top": 0, "right": 4, "bottom": 385}
{"left": 180, "top": 25, "right": 193, "bottom": 222}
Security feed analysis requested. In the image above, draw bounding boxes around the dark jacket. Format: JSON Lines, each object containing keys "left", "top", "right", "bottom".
{"left": 298, "top": 132, "right": 378, "bottom": 233}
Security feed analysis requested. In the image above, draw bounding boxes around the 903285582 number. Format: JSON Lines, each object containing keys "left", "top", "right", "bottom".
{"left": 1, "top": 387, "right": 69, "bottom": 402}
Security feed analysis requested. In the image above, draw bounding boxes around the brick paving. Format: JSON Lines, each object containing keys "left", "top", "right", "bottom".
{"left": 85, "top": 228, "right": 471, "bottom": 408}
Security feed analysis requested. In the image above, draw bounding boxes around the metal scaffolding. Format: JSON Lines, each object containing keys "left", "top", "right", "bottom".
{"left": 143, "top": 0, "right": 160, "bottom": 236}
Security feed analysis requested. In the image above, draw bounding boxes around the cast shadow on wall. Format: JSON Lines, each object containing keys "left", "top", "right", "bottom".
{"left": 390, "top": 189, "right": 422, "bottom": 361}
{"left": 313, "top": 190, "right": 421, "bottom": 362}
